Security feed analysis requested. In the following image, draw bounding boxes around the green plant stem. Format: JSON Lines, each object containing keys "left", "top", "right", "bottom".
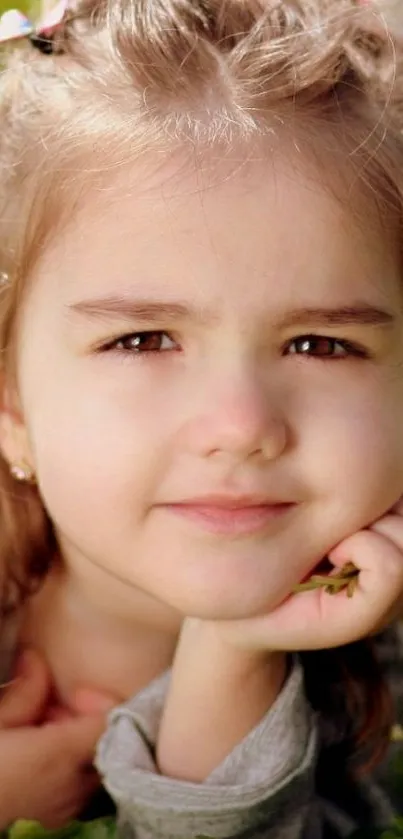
{"left": 293, "top": 562, "right": 359, "bottom": 598}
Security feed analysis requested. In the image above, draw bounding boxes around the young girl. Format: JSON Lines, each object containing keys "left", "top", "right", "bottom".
{"left": 1, "top": 0, "right": 403, "bottom": 835}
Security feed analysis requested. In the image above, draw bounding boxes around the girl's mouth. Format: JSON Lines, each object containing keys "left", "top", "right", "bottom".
{"left": 161, "top": 501, "right": 296, "bottom": 536}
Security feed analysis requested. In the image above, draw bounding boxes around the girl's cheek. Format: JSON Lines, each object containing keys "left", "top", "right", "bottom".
{"left": 298, "top": 388, "right": 403, "bottom": 514}
{"left": 338, "top": 416, "right": 403, "bottom": 518}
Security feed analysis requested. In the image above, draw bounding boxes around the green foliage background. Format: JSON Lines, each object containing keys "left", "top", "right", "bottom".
{"left": 0, "top": 1, "right": 41, "bottom": 17}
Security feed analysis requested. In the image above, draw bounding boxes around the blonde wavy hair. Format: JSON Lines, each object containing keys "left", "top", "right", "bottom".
{"left": 0, "top": 0, "right": 402, "bottom": 768}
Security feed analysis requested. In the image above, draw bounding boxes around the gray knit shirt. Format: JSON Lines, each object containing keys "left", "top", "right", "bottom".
{"left": 96, "top": 660, "right": 395, "bottom": 839}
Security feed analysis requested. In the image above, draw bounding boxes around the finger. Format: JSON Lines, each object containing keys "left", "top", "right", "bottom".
{"left": 324, "top": 528, "right": 403, "bottom": 638}
{"left": 0, "top": 649, "right": 51, "bottom": 728}
{"left": 367, "top": 514, "right": 403, "bottom": 623}
{"left": 76, "top": 767, "right": 102, "bottom": 801}
{"left": 45, "top": 704, "right": 74, "bottom": 723}
{"left": 71, "top": 687, "right": 118, "bottom": 715}
{"left": 54, "top": 713, "right": 108, "bottom": 764}
{"left": 81, "top": 772, "right": 102, "bottom": 801}
{"left": 38, "top": 770, "right": 101, "bottom": 831}
{"left": 370, "top": 511, "right": 403, "bottom": 551}
{"left": 329, "top": 527, "right": 403, "bottom": 592}
{"left": 222, "top": 529, "right": 403, "bottom": 651}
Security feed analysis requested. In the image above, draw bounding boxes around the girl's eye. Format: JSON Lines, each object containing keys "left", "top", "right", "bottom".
{"left": 285, "top": 335, "right": 367, "bottom": 359}
{"left": 105, "top": 331, "right": 178, "bottom": 354}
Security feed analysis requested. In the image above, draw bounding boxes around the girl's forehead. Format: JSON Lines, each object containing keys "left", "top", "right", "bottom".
{"left": 65, "top": 142, "right": 384, "bottom": 238}
{"left": 31, "top": 143, "right": 402, "bottom": 318}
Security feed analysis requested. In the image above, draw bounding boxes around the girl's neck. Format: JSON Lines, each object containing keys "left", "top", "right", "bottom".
{"left": 21, "top": 560, "right": 181, "bottom": 709}
{"left": 52, "top": 552, "right": 182, "bottom": 635}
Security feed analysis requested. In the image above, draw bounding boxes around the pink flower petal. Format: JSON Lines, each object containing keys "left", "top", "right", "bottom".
{"left": 37, "top": 0, "right": 69, "bottom": 35}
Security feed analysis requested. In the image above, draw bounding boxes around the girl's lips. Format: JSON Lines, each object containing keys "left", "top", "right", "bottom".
{"left": 162, "top": 502, "right": 296, "bottom": 536}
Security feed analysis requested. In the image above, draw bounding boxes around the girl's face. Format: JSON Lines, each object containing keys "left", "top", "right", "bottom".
{"left": 8, "top": 147, "right": 403, "bottom": 620}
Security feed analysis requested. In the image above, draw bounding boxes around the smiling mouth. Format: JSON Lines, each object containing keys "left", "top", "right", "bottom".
{"left": 161, "top": 501, "right": 296, "bottom": 536}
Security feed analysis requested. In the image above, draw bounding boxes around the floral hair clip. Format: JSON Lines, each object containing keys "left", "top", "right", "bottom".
{"left": 0, "top": 1, "right": 69, "bottom": 54}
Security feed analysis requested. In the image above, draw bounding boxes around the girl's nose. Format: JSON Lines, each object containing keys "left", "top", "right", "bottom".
{"left": 182, "top": 370, "right": 289, "bottom": 463}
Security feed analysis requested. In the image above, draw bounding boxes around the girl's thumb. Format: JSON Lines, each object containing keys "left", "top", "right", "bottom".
{"left": 0, "top": 648, "right": 51, "bottom": 728}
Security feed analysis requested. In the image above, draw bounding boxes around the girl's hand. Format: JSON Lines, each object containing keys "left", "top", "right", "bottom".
{"left": 158, "top": 501, "right": 403, "bottom": 782}
{"left": 0, "top": 648, "right": 116, "bottom": 829}
{"left": 215, "top": 498, "right": 403, "bottom": 652}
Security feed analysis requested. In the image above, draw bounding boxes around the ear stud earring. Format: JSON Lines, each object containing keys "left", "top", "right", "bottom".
{"left": 10, "top": 462, "right": 36, "bottom": 484}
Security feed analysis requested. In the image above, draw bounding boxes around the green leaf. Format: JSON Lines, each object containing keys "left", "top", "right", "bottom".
{"left": 6, "top": 819, "right": 116, "bottom": 839}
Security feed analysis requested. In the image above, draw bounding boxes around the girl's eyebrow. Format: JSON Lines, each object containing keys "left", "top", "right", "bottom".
{"left": 67, "top": 296, "right": 218, "bottom": 325}
{"left": 276, "top": 305, "right": 395, "bottom": 329}
{"left": 67, "top": 296, "right": 395, "bottom": 329}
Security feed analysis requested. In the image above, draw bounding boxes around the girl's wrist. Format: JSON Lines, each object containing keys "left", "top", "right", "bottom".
{"left": 156, "top": 619, "right": 287, "bottom": 781}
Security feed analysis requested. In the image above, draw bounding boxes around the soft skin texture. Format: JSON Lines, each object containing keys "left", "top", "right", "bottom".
{"left": 10, "top": 145, "right": 403, "bottom": 624}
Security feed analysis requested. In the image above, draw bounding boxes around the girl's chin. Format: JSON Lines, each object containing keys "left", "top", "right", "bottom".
{"left": 158, "top": 586, "right": 284, "bottom": 622}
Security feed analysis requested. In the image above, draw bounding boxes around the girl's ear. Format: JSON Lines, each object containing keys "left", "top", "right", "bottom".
{"left": 0, "top": 382, "right": 34, "bottom": 474}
